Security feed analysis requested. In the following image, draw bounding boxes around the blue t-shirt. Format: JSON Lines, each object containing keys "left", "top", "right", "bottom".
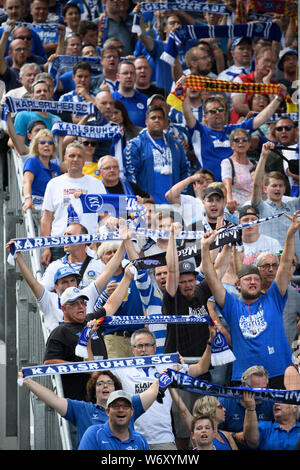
{"left": 65, "top": 393, "right": 144, "bottom": 444}
{"left": 257, "top": 421, "right": 300, "bottom": 450}
{"left": 14, "top": 111, "right": 61, "bottom": 145}
{"left": 219, "top": 397, "right": 274, "bottom": 433}
{"left": 190, "top": 118, "right": 254, "bottom": 181}
{"left": 23, "top": 157, "right": 61, "bottom": 197}
{"left": 148, "top": 136, "right": 173, "bottom": 204}
{"left": 219, "top": 282, "right": 293, "bottom": 381}
{"left": 78, "top": 420, "right": 149, "bottom": 450}
{"left": 112, "top": 90, "right": 147, "bottom": 127}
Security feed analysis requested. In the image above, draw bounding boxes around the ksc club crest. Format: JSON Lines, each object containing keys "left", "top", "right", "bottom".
{"left": 84, "top": 194, "right": 104, "bottom": 212}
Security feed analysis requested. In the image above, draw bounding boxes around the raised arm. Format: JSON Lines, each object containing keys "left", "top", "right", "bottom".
{"left": 253, "top": 85, "right": 286, "bottom": 130}
{"left": 133, "top": 4, "right": 154, "bottom": 52}
{"left": 103, "top": 262, "right": 134, "bottom": 316}
{"left": 200, "top": 231, "right": 226, "bottom": 309}
{"left": 94, "top": 240, "right": 126, "bottom": 293}
{"left": 275, "top": 211, "right": 300, "bottom": 296}
{"left": 6, "top": 241, "right": 44, "bottom": 299}
{"left": 165, "top": 222, "right": 182, "bottom": 297}
{"left": 40, "top": 209, "right": 54, "bottom": 266}
{"left": 182, "top": 84, "right": 197, "bottom": 129}
{"left": 165, "top": 173, "right": 201, "bottom": 205}
{"left": 242, "top": 391, "right": 259, "bottom": 449}
{"left": 188, "top": 325, "right": 216, "bottom": 377}
{"left": 251, "top": 141, "right": 275, "bottom": 207}
{"left": 19, "top": 371, "right": 68, "bottom": 416}
{"left": 0, "top": 21, "right": 14, "bottom": 76}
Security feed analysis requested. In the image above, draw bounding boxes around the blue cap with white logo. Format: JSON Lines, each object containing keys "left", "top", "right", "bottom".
{"left": 54, "top": 266, "right": 81, "bottom": 284}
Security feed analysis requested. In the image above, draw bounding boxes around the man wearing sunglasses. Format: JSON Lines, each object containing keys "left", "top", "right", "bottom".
{"left": 181, "top": 76, "right": 288, "bottom": 182}
{"left": 273, "top": 117, "right": 299, "bottom": 197}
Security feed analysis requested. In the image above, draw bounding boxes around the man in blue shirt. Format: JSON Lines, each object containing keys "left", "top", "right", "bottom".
{"left": 112, "top": 60, "right": 147, "bottom": 128}
{"left": 124, "top": 105, "right": 191, "bottom": 204}
{"left": 242, "top": 389, "right": 300, "bottom": 450}
{"left": 200, "top": 211, "right": 300, "bottom": 389}
{"left": 78, "top": 390, "right": 149, "bottom": 450}
{"left": 181, "top": 79, "right": 289, "bottom": 181}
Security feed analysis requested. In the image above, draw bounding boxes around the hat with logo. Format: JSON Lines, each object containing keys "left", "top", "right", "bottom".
{"left": 231, "top": 37, "right": 252, "bottom": 51}
{"left": 107, "top": 390, "right": 132, "bottom": 408}
{"left": 203, "top": 186, "right": 224, "bottom": 200}
{"left": 179, "top": 258, "right": 198, "bottom": 275}
{"left": 238, "top": 205, "right": 259, "bottom": 220}
{"left": 54, "top": 265, "right": 81, "bottom": 284}
{"left": 60, "top": 286, "right": 89, "bottom": 306}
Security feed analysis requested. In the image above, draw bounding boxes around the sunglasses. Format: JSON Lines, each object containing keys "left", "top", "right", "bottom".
{"left": 275, "top": 126, "right": 293, "bottom": 132}
{"left": 233, "top": 137, "right": 249, "bottom": 143}
{"left": 206, "top": 106, "right": 225, "bottom": 114}
{"left": 16, "top": 36, "right": 32, "bottom": 40}
{"left": 82, "top": 141, "right": 96, "bottom": 147}
{"left": 39, "top": 140, "right": 54, "bottom": 145}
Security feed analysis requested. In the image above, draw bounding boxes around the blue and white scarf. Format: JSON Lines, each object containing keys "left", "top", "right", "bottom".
{"left": 159, "top": 369, "right": 300, "bottom": 405}
{"left": 7, "top": 212, "right": 287, "bottom": 260}
{"left": 3, "top": 96, "right": 94, "bottom": 121}
{"left": 76, "top": 315, "right": 235, "bottom": 365}
{"left": 161, "top": 22, "right": 282, "bottom": 65}
{"left": 18, "top": 353, "right": 180, "bottom": 384}
{"left": 48, "top": 55, "right": 102, "bottom": 89}
{"left": 132, "top": 1, "right": 229, "bottom": 35}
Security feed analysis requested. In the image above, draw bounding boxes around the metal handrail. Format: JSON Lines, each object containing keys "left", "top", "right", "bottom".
{"left": 12, "top": 151, "right": 72, "bottom": 450}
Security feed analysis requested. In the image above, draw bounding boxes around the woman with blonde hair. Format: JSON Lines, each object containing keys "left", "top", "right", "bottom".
{"left": 22, "top": 129, "right": 60, "bottom": 212}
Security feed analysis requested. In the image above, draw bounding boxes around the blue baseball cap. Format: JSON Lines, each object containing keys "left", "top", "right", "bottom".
{"left": 54, "top": 266, "right": 81, "bottom": 284}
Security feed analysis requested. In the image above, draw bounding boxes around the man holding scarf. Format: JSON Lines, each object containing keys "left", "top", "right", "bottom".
{"left": 181, "top": 77, "right": 288, "bottom": 181}
{"left": 200, "top": 211, "right": 300, "bottom": 389}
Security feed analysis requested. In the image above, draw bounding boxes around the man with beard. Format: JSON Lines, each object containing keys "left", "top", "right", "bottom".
{"left": 201, "top": 211, "right": 300, "bottom": 389}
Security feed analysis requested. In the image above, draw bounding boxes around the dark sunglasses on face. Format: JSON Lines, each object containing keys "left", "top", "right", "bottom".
{"left": 233, "top": 137, "right": 249, "bottom": 143}
{"left": 39, "top": 140, "right": 54, "bottom": 145}
{"left": 82, "top": 141, "right": 97, "bottom": 147}
{"left": 206, "top": 106, "right": 225, "bottom": 114}
{"left": 16, "top": 36, "right": 31, "bottom": 40}
{"left": 275, "top": 125, "right": 293, "bottom": 132}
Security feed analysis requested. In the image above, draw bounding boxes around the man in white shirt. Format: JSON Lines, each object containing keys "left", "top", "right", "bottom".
{"left": 218, "top": 37, "right": 253, "bottom": 81}
{"left": 40, "top": 141, "right": 106, "bottom": 266}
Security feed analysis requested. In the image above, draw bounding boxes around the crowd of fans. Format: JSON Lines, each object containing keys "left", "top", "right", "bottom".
{"left": 2, "top": 0, "right": 300, "bottom": 452}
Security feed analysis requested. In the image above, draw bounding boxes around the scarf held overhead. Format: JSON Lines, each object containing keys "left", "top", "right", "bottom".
{"left": 161, "top": 22, "right": 282, "bottom": 66}
{"left": 159, "top": 369, "right": 300, "bottom": 405}
{"left": 167, "top": 75, "right": 290, "bottom": 111}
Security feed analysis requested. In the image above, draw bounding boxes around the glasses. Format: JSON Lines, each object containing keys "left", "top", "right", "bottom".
{"left": 101, "top": 165, "right": 119, "bottom": 171}
{"left": 133, "top": 343, "right": 155, "bottom": 350}
{"left": 65, "top": 299, "right": 87, "bottom": 307}
{"left": 258, "top": 263, "right": 279, "bottom": 270}
{"left": 39, "top": 140, "right": 54, "bottom": 145}
{"left": 206, "top": 106, "right": 225, "bottom": 114}
{"left": 82, "top": 141, "right": 96, "bottom": 147}
{"left": 14, "top": 47, "right": 27, "bottom": 52}
{"left": 96, "top": 380, "right": 115, "bottom": 387}
{"left": 233, "top": 137, "right": 249, "bottom": 143}
{"left": 15, "top": 35, "right": 31, "bottom": 40}
{"left": 275, "top": 126, "right": 293, "bottom": 132}
{"left": 109, "top": 403, "right": 131, "bottom": 409}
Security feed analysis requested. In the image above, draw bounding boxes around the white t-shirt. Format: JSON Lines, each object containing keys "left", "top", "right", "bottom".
{"left": 42, "top": 173, "right": 106, "bottom": 236}
{"left": 240, "top": 234, "right": 283, "bottom": 265}
{"left": 40, "top": 248, "right": 105, "bottom": 292}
